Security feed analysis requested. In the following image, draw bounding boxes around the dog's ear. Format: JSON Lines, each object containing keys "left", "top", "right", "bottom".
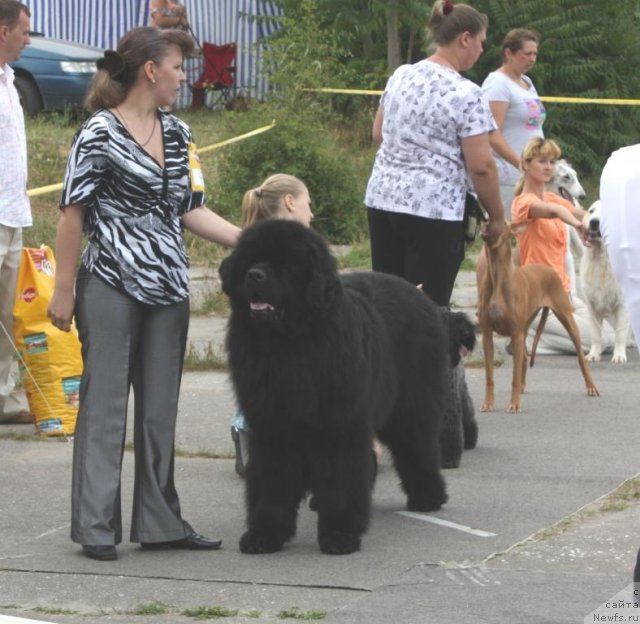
{"left": 219, "top": 253, "right": 235, "bottom": 296}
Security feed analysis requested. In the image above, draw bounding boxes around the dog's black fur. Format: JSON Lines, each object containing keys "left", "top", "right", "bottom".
{"left": 440, "top": 309, "right": 478, "bottom": 468}
{"left": 220, "top": 220, "right": 449, "bottom": 555}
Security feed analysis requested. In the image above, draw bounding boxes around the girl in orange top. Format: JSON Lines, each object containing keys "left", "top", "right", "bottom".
{"left": 510, "top": 137, "right": 617, "bottom": 355}
{"left": 510, "top": 137, "right": 589, "bottom": 293}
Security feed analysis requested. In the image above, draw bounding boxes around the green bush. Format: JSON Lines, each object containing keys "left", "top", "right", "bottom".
{"left": 209, "top": 103, "right": 368, "bottom": 244}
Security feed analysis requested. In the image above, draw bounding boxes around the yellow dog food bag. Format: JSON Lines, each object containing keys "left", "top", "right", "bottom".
{"left": 13, "top": 246, "right": 82, "bottom": 436}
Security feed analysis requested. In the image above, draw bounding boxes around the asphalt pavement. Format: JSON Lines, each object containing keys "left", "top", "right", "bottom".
{"left": 1, "top": 268, "right": 639, "bottom": 624}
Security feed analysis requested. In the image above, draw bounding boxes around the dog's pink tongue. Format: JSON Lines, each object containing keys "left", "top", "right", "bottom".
{"left": 250, "top": 302, "right": 274, "bottom": 311}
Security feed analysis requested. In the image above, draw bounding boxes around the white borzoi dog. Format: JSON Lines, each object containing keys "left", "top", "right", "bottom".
{"left": 580, "top": 200, "right": 630, "bottom": 363}
{"left": 546, "top": 159, "right": 586, "bottom": 298}
{"left": 548, "top": 159, "right": 587, "bottom": 206}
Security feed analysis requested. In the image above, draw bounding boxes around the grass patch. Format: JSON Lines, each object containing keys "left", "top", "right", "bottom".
{"left": 486, "top": 474, "right": 640, "bottom": 561}
{"left": 0, "top": 432, "right": 43, "bottom": 441}
{"left": 192, "top": 291, "right": 230, "bottom": 317}
{"left": 277, "top": 608, "right": 326, "bottom": 620}
{"left": 124, "top": 441, "right": 233, "bottom": 460}
{"left": 460, "top": 238, "right": 483, "bottom": 271}
{"left": 183, "top": 605, "right": 239, "bottom": 619}
{"left": 183, "top": 341, "right": 228, "bottom": 371}
{"left": 132, "top": 602, "right": 171, "bottom": 616}
{"left": 174, "top": 447, "right": 234, "bottom": 460}
{"left": 24, "top": 113, "right": 84, "bottom": 250}
{"left": 336, "top": 240, "right": 371, "bottom": 271}
{"left": 33, "top": 607, "right": 78, "bottom": 615}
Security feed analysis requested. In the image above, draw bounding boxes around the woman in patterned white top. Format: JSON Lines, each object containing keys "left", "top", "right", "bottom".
{"left": 365, "top": 0, "right": 504, "bottom": 307}
{"left": 47, "top": 27, "right": 240, "bottom": 562}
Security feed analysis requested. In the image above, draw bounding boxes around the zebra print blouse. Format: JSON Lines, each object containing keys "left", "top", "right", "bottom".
{"left": 61, "top": 108, "right": 205, "bottom": 305}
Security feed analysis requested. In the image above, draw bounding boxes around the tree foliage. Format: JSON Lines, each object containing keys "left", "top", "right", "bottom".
{"left": 468, "top": 0, "right": 640, "bottom": 173}
{"left": 264, "top": 0, "right": 640, "bottom": 175}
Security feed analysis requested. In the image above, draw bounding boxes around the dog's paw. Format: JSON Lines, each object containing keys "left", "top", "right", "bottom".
{"left": 318, "top": 531, "right": 361, "bottom": 555}
{"left": 611, "top": 351, "right": 627, "bottom": 363}
{"left": 440, "top": 457, "right": 461, "bottom": 469}
{"left": 406, "top": 491, "right": 448, "bottom": 512}
{"left": 406, "top": 499, "right": 445, "bottom": 512}
{"left": 239, "top": 531, "right": 284, "bottom": 554}
{"left": 463, "top": 420, "right": 478, "bottom": 449}
{"left": 585, "top": 350, "right": 601, "bottom": 362}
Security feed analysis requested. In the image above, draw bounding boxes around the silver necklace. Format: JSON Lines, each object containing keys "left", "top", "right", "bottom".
{"left": 116, "top": 107, "right": 157, "bottom": 147}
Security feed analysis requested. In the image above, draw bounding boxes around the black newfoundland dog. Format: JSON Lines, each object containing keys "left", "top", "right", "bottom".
{"left": 220, "top": 220, "right": 449, "bottom": 555}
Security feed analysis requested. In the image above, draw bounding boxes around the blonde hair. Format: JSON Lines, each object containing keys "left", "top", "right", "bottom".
{"left": 427, "top": 0, "right": 488, "bottom": 46}
{"left": 514, "top": 137, "right": 562, "bottom": 196}
{"left": 241, "top": 174, "right": 307, "bottom": 227}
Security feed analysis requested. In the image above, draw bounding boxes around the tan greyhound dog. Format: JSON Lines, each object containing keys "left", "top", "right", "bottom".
{"left": 477, "top": 224, "right": 599, "bottom": 412}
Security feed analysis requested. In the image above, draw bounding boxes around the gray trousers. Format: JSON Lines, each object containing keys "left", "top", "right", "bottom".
{"left": 71, "top": 268, "right": 191, "bottom": 546}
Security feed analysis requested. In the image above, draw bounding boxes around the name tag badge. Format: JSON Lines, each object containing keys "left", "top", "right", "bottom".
{"left": 188, "top": 142, "right": 205, "bottom": 192}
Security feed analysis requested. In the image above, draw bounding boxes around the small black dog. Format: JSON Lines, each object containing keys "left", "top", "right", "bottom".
{"left": 440, "top": 308, "right": 478, "bottom": 469}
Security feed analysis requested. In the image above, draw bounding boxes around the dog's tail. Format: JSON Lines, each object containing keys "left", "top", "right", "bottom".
{"left": 528, "top": 307, "right": 550, "bottom": 367}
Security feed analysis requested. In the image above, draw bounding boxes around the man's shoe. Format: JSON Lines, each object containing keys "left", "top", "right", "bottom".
{"left": 140, "top": 532, "right": 222, "bottom": 550}
{"left": 82, "top": 545, "right": 117, "bottom": 561}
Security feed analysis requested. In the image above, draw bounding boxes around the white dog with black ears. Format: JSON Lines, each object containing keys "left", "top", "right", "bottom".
{"left": 580, "top": 200, "right": 630, "bottom": 362}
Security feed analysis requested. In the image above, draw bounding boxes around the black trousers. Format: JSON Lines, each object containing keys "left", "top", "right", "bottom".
{"left": 367, "top": 207, "right": 465, "bottom": 306}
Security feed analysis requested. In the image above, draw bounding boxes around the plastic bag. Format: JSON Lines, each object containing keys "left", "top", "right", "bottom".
{"left": 13, "top": 246, "right": 82, "bottom": 436}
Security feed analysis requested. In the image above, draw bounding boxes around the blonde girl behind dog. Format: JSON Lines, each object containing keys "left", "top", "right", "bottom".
{"left": 241, "top": 173, "right": 313, "bottom": 227}
{"left": 231, "top": 173, "right": 313, "bottom": 475}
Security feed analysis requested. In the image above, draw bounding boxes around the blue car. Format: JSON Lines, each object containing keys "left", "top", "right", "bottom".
{"left": 9, "top": 33, "right": 104, "bottom": 116}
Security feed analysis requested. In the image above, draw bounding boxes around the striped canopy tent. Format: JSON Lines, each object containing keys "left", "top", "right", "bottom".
{"left": 23, "top": 0, "right": 282, "bottom": 107}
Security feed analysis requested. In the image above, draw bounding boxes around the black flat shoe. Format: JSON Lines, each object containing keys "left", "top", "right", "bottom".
{"left": 140, "top": 532, "right": 222, "bottom": 550}
{"left": 82, "top": 545, "right": 117, "bottom": 561}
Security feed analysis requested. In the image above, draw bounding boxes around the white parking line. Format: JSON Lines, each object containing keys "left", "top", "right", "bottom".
{"left": 396, "top": 511, "right": 497, "bottom": 537}
{"left": 0, "top": 616, "right": 59, "bottom": 624}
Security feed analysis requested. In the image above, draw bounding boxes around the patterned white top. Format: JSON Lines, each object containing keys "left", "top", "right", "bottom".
{"left": 365, "top": 60, "right": 496, "bottom": 221}
{"left": 0, "top": 64, "right": 31, "bottom": 228}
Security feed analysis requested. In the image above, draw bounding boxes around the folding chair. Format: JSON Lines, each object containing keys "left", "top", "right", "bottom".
{"left": 192, "top": 42, "right": 237, "bottom": 109}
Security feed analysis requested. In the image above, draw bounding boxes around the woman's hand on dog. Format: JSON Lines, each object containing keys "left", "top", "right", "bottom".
{"left": 575, "top": 222, "right": 592, "bottom": 247}
{"left": 481, "top": 219, "right": 505, "bottom": 246}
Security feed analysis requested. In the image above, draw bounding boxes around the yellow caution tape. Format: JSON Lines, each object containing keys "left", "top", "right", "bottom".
{"left": 303, "top": 88, "right": 383, "bottom": 96}
{"left": 27, "top": 121, "right": 277, "bottom": 198}
{"left": 540, "top": 96, "right": 640, "bottom": 105}
{"left": 27, "top": 182, "right": 64, "bottom": 198}
{"left": 198, "top": 120, "right": 276, "bottom": 154}
{"left": 304, "top": 87, "right": 640, "bottom": 106}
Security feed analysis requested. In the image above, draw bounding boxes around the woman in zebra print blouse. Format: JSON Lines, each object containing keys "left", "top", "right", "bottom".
{"left": 47, "top": 27, "right": 240, "bottom": 562}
